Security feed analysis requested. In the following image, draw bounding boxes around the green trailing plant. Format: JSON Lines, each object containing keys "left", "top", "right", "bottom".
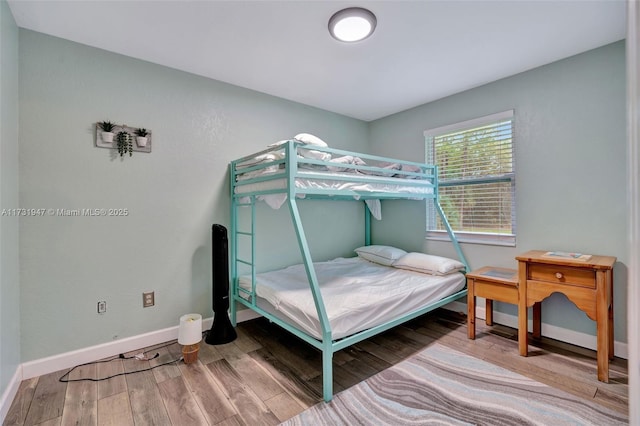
{"left": 116, "top": 131, "right": 133, "bottom": 157}
{"left": 135, "top": 128, "right": 148, "bottom": 137}
{"left": 99, "top": 121, "right": 116, "bottom": 132}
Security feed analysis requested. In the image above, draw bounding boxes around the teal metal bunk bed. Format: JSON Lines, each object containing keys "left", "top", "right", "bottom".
{"left": 229, "top": 140, "right": 469, "bottom": 402}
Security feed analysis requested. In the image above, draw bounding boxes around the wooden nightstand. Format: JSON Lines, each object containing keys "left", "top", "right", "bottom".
{"left": 466, "top": 266, "right": 518, "bottom": 340}
{"left": 516, "top": 250, "right": 616, "bottom": 382}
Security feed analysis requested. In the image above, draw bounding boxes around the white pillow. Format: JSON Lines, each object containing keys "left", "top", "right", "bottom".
{"left": 355, "top": 245, "right": 407, "bottom": 267}
{"left": 393, "top": 252, "right": 465, "bottom": 275}
{"left": 294, "top": 133, "right": 328, "bottom": 147}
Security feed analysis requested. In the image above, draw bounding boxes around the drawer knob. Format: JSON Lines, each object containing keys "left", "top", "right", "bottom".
{"left": 555, "top": 272, "right": 564, "bottom": 279}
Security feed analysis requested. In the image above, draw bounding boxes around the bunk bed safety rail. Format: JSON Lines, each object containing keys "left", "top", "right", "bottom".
{"left": 231, "top": 141, "right": 438, "bottom": 203}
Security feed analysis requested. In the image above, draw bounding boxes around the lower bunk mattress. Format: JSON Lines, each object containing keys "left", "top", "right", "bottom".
{"left": 238, "top": 257, "right": 466, "bottom": 341}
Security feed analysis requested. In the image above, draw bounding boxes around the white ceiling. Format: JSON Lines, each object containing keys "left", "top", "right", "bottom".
{"left": 7, "top": 0, "right": 627, "bottom": 122}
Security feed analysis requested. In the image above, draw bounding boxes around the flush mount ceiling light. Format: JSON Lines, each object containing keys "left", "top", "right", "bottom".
{"left": 328, "top": 7, "right": 377, "bottom": 42}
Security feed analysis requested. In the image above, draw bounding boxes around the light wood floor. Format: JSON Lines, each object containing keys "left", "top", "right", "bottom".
{"left": 4, "top": 309, "right": 628, "bottom": 425}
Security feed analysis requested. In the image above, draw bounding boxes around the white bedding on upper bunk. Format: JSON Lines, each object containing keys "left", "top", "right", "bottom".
{"left": 234, "top": 170, "right": 434, "bottom": 209}
{"left": 238, "top": 256, "right": 465, "bottom": 340}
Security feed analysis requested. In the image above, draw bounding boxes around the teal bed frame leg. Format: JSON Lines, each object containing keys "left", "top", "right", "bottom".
{"left": 229, "top": 164, "right": 238, "bottom": 327}
{"left": 322, "top": 344, "right": 333, "bottom": 402}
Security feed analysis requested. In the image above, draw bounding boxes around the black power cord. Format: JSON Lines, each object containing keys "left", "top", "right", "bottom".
{"left": 59, "top": 330, "right": 210, "bottom": 383}
{"left": 60, "top": 347, "right": 179, "bottom": 383}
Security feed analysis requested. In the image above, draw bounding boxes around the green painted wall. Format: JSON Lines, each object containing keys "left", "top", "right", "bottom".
{"left": 18, "top": 30, "right": 368, "bottom": 361}
{"left": 369, "top": 41, "right": 627, "bottom": 342}
{"left": 0, "top": 0, "right": 21, "bottom": 397}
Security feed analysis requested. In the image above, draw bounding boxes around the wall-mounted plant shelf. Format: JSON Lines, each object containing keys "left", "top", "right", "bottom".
{"left": 95, "top": 123, "right": 152, "bottom": 154}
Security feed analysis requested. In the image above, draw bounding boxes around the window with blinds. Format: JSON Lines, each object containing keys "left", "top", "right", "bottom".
{"left": 424, "top": 110, "right": 515, "bottom": 246}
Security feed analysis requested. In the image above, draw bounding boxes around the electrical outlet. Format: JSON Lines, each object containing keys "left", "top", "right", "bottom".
{"left": 97, "top": 301, "right": 107, "bottom": 314}
{"left": 143, "top": 291, "right": 155, "bottom": 308}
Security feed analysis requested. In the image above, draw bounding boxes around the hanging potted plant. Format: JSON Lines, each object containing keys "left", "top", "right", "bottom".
{"left": 135, "top": 128, "right": 149, "bottom": 147}
{"left": 116, "top": 130, "right": 133, "bottom": 157}
{"left": 98, "top": 121, "right": 116, "bottom": 143}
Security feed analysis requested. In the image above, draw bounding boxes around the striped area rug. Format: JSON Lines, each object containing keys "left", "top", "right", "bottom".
{"left": 282, "top": 343, "right": 627, "bottom": 425}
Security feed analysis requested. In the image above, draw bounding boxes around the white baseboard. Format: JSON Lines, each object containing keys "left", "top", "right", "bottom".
{"left": 0, "top": 365, "right": 23, "bottom": 424}
{"left": 445, "top": 301, "right": 629, "bottom": 359}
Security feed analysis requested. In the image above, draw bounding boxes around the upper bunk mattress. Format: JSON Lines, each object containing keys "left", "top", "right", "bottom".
{"left": 238, "top": 257, "right": 465, "bottom": 340}
{"left": 234, "top": 169, "right": 434, "bottom": 196}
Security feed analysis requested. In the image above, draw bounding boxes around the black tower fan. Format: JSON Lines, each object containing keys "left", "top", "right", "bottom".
{"left": 205, "top": 224, "right": 237, "bottom": 345}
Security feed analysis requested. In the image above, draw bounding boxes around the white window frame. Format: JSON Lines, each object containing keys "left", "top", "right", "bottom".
{"left": 425, "top": 110, "right": 516, "bottom": 246}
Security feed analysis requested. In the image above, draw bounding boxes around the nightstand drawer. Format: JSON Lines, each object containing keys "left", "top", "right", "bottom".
{"left": 528, "top": 264, "right": 595, "bottom": 288}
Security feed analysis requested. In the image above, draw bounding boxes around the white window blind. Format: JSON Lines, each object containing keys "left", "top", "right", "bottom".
{"left": 425, "top": 110, "right": 516, "bottom": 246}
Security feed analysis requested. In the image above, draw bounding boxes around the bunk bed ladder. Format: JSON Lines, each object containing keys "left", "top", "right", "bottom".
{"left": 230, "top": 195, "right": 258, "bottom": 327}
